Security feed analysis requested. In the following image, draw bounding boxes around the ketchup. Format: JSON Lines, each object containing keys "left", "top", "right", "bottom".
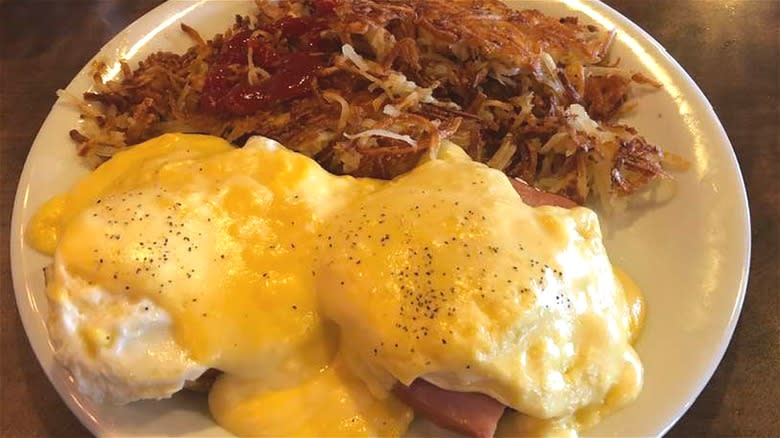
{"left": 199, "top": 5, "right": 336, "bottom": 116}
{"left": 200, "top": 30, "right": 281, "bottom": 113}
{"left": 200, "top": 64, "right": 235, "bottom": 113}
{"left": 277, "top": 16, "right": 325, "bottom": 40}
{"left": 219, "top": 30, "right": 253, "bottom": 65}
{"left": 311, "top": 0, "right": 341, "bottom": 16}
{"left": 218, "top": 53, "right": 323, "bottom": 116}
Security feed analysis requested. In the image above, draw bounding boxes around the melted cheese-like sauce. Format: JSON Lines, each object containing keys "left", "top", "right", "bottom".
{"left": 39, "top": 134, "right": 372, "bottom": 383}
{"left": 32, "top": 134, "right": 402, "bottom": 434}
{"left": 210, "top": 358, "right": 412, "bottom": 436}
{"left": 316, "top": 145, "right": 643, "bottom": 419}
{"left": 28, "top": 134, "right": 644, "bottom": 436}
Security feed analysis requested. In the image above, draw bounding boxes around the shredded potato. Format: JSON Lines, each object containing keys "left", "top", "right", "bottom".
{"left": 64, "top": 0, "right": 684, "bottom": 206}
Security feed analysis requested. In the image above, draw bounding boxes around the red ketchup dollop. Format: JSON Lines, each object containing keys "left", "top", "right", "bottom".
{"left": 311, "top": 0, "right": 341, "bottom": 16}
{"left": 218, "top": 52, "right": 323, "bottom": 116}
{"left": 199, "top": 4, "right": 338, "bottom": 116}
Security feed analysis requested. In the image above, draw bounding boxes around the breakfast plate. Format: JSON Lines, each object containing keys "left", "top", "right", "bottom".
{"left": 10, "top": 0, "right": 750, "bottom": 436}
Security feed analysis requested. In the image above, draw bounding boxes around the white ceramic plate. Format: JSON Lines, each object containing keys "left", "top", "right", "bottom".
{"left": 10, "top": 0, "right": 750, "bottom": 436}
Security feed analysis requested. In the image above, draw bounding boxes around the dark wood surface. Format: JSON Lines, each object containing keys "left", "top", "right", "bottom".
{"left": 1, "top": 1, "right": 777, "bottom": 436}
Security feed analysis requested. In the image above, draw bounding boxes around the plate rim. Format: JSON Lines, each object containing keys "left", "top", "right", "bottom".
{"left": 9, "top": 0, "right": 752, "bottom": 436}
{"left": 592, "top": 1, "right": 751, "bottom": 435}
{"left": 9, "top": 0, "right": 200, "bottom": 435}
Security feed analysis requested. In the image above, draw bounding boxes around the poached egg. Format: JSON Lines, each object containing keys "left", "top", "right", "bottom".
{"left": 315, "top": 144, "right": 643, "bottom": 420}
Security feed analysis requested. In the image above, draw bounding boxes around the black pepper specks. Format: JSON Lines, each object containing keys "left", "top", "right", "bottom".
{"left": 326, "top": 188, "right": 569, "bottom": 360}
{"left": 87, "top": 191, "right": 215, "bottom": 298}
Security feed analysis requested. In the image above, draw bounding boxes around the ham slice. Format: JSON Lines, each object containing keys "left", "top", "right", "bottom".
{"left": 509, "top": 178, "right": 578, "bottom": 208}
{"left": 392, "top": 179, "right": 576, "bottom": 438}
{"left": 394, "top": 379, "right": 506, "bottom": 438}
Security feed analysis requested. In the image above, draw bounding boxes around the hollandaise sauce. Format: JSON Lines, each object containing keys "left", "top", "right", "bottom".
{"left": 28, "top": 134, "right": 644, "bottom": 437}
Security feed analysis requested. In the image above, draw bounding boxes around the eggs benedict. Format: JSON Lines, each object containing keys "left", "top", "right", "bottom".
{"left": 315, "top": 144, "right": 644, "bottom": 437}
{"left": 28, "top": 133, "right": 643, "bottom": 437}
{"left": 28, "top": 133, "right": 412, "bottom": 435}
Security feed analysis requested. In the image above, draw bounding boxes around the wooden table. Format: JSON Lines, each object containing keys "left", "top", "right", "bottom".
{"left": 1, "top": 1, "right": 777, "bottom": 436}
